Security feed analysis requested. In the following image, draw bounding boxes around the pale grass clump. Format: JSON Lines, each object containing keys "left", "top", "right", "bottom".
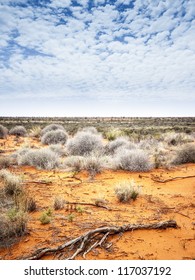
{"left": 53, "top": 197, "right": 65, "bottom": 210}
{"left": 0, "top": 169, "right": 22, "bottom": 196}
{"left": 172, "top": 144, "right": 195, "bottom": 165}
{"left": 80, "top": 126, "right": 99, "bottom": 134}
{"left": 66, "top": 131, "right": 104, "bottom": 156}
{"left": 9, "top": 126, "right": 27, "bottom": 137}
{"left": 18, "top": 148, "right": 60, "bottom": 170}
{"left": 106, "top": 137, "right": 136, "bottom": 155}
{"left": 115, "top": 180, "right": 141, "bottom": 203}
{"left": 63, "top": 156, "right": 84, "bottom": 172}
{"left": 41, "top": 124, "right": 65, "bottom": 136}
{"left": 29, "top": 126, "right": 41, "bottom": 138}
{"left": 164, "top": 132, "right": 193, "bottom": 146}
{"left": 83, "top": 155, "right": 104, "bottom": 178}
{"left": 0, "top": 124, "right": 8, "bottom": 139}
{"left": 114, "top": 148, "right": 153, "bottom": 172}
{"left": 41, "top": 129, "right": 68, "bottom": 145}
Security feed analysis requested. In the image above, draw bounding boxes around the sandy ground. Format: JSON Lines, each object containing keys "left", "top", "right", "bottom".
{"left": 0, "top": 136, "right": 195, "bottom": 260}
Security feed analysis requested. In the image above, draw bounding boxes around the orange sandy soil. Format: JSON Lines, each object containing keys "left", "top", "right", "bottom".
{"left": 0, "top": 136, "right": 195, "bottom": 260}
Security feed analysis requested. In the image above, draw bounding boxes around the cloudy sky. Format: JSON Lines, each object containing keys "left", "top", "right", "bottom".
{"left": 0, "top": 0, "right": 195, "bottom": 117}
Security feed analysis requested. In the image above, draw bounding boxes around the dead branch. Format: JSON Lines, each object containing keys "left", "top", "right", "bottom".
{"left": 151, "top": 175, "right": 195, "bottom": 183}
{"left": 24, "top": 180, "right": 52, "bottom": 185}
{"left": 65, "top": 201, "right": 110, "bottom": 210}
{"left": 24, "top": 220, "right": 178, "bottom": 260}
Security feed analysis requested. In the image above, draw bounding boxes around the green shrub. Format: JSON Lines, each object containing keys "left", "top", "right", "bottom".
{"left": 39, "top": 212, "right": 51, "bottom": 224}
{"left": 41, "top": 129, "right": 68, "bottom": 145}
{"left": 9, "top": 126, "right": 27, "bottom": 136}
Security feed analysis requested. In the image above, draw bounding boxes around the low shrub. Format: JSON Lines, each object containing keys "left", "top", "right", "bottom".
{"left": 48, "top": 144, "right": 66, "bottom": 156}
{"left": 9, "top": 126, "right": 27, "bottom": 136}
{"left": 27, "top": 198, "right": 37, "bottom": 212}
{"left": 63, "top": 156, "right": 84, "bottom": 172}
{"left": 41, "top": 129, "right": 68, "bottom": 145}
{"left": 29, "top": 126, "right": 41, "bottom": 138}
{"left": 105, "top": 137, "right": 136, "bottom": 155}
{"left": 53, "top": 197, "right": 65, "bottom": 210}
{"left": 66, "top": 131, "right": 104, "bottom": 156}
{"left": 80, "top": 126, "right": 98, "bottom": 134}
{"left": 172, "top": 144, "right": 195, "bottom": 165}
{"left": 83, "top": 155, "right": 103, "bottom": 178}
{"left": 39, "top": 212, "right": 51, "bottom": 224}
{"left": 41, "top": 124, "right": 65, "bottom": 136}
{"left": 18, "top": 148, "right": 60, "bottom": 170}
{"left": 0, "top": 169, "right": 22, "bottom": 196}
{"left": 115, "top": 180, "right": 141, "bottom": 203}
{"left": 0, "top": 156, "right": 13, "bottom": 169}
{"left": 0, "top": 124, "right": 8, "bottom": 139}
{"left": 0, "top": 209, "right": 27, "bottom": 243}
{"left": 104, "top": 128, "right": 124, "bottom": 141}
{"left": 164, "top": 132, "right": 193, "bottom": 146}
{"left": 114, "top": 148, "right": 153, "bottom": 172}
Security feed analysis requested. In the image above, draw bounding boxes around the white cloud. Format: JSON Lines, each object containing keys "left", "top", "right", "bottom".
{"left": 0, "top": 0, "right": 195, "bottom": 110}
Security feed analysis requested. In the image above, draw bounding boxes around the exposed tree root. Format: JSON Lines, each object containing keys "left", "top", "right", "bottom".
{"left": 151, "top": 175, "right": 195, "bottom": 183}
{"left": 24, "top": 220, "right": 178, "bottom": 260}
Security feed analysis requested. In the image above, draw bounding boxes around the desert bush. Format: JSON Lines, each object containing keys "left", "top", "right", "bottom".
{"left": 80, "top": 126, "right": 98, "bottom": 134}
{"left": 0, "top": 169, "right": 22, "bottom": 196}
{"left": 0, "top": 209, "right": 27, "bottom": 243}
{"left": 41, "top": 129, "right": 68, "bottom": 145}
{"left": 48, "top": 144, "right": 66, "bottom": 156}
{"left": 0, "top": 124, "right": 8, "bottom": 139}
{"left": 114, "top": 148, "right": 153, "bottom": 172}
{"left": 83, "top": 155, "right": 104, "bottom": 178}
{"left": 164, "top": 132, "right": 193, "bottom": 146}
{"left": 9, "top": 126, "right": 27, "bottom": 136}
{"left": 66, "top": 131, "right": 104, "bottom": 156}
{"left": 172, "top": 144, "right": 195, "bottom": 165}
{"left": 53, "top": 197, "right": 65, "bottom": 210}
{"left": 0, "top": 156, "right": 13, "bottom": 169}
{"left": 63, "top": 156, "right": 84, "bottom": 172}
{"left": 138, "top": 138, "right": 160, "bottom": 151}
{"left": 105, "top": 137, "right": 136, "bottom": 155}
{"left": 39, "top": 212, "right": 51, "bottom": 224}
{"left": 104, "top": 128, "right": 124, "bottom": 141}
{"left": 41, "top": 124, "right": 65, "bottom": 136}
{"left": 115, "top": 180, "right": 141, "bottom": 203}
{"left": 29, "top": 126, "right": 41, "bottom": 138}
{"left": 18, "top": 148, "right": 60, "bottom": 170}
{"left": 27, "top": 197, "right": 37, "bottom": 212}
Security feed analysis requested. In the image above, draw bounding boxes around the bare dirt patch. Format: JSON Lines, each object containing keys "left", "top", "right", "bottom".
{"left": 0, "top": 136, "right": 195, "bottom": 260}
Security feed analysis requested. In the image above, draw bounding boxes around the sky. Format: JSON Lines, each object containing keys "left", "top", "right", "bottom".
{"left": 0, "top": 0, "right": 195, "bottom": 117}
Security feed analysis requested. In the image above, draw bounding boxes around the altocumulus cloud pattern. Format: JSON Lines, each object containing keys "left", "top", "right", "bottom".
{"left": 0, "top": 0, "right": 195, "bottom": 105}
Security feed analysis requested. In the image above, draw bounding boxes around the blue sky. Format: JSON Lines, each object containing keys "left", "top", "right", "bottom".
{"left": 0, "top": 0, "right": 195, "bottom": 117}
